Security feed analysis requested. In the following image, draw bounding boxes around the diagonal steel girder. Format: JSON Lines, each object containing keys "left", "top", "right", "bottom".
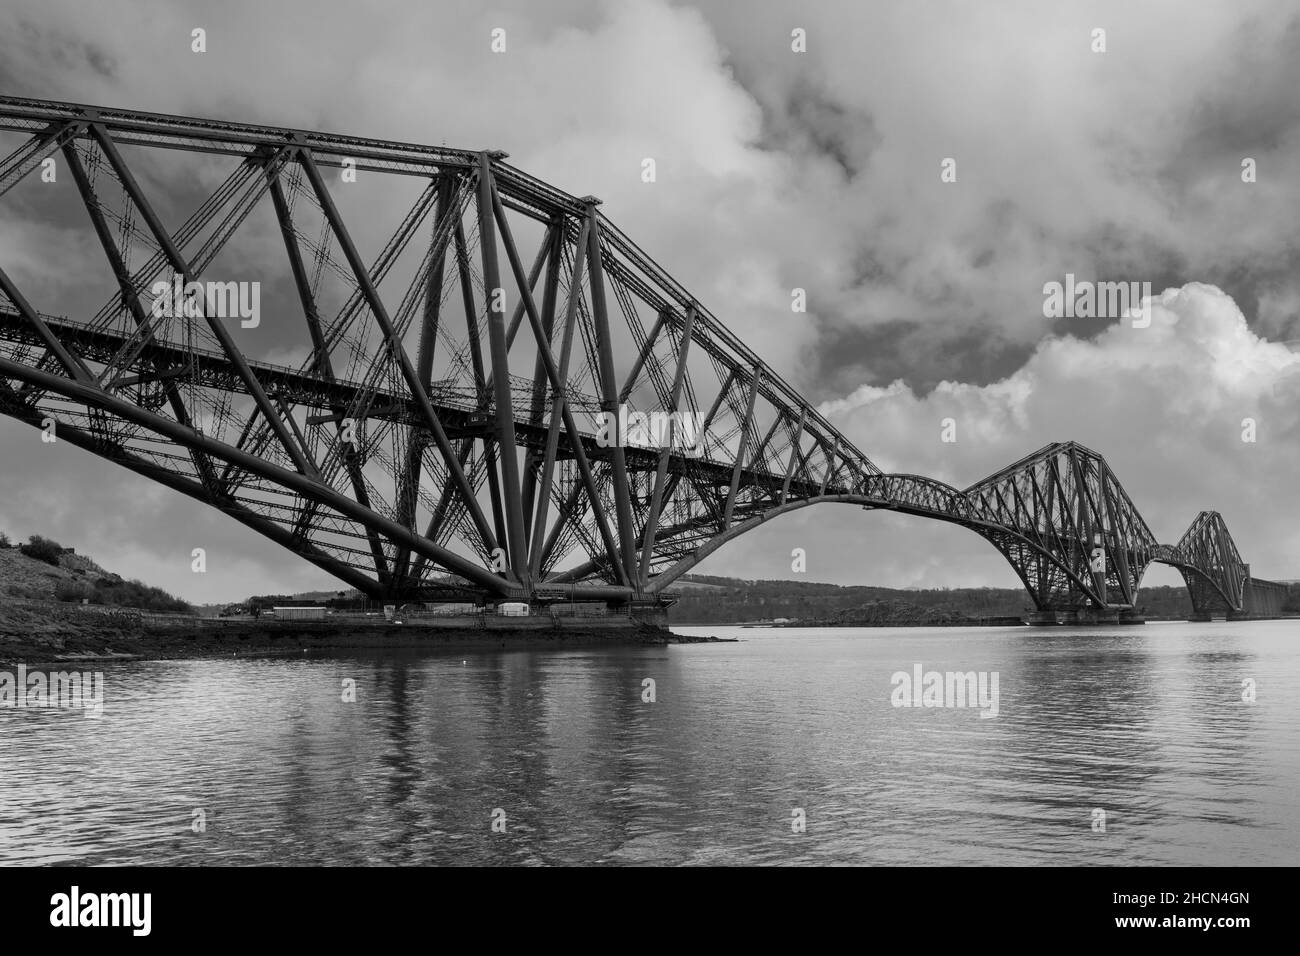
{"left": 295, "top": 145, "right": 502, "bottom": 566}
{"left": 86, "top": 124, "right": 320, "bottom": 481}
{"left": 0, "top": 352, "right": 514, "bottom": 596}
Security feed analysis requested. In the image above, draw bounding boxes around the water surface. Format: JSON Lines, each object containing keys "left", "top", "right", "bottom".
{"left": 1, "top": 620, "right": 1296, "bottom": 865}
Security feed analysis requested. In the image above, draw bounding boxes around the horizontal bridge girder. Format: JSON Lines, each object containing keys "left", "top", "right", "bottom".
{"left": 0, "top": 307, "right": 833, "bottom": 501}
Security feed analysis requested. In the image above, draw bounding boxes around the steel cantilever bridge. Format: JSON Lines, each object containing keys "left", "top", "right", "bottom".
{"left": 0, "top": 97, "right": 1286, "bottom": 622}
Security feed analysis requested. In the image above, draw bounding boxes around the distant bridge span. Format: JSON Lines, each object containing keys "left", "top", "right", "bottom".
{"left": 0, "top": 97, "right": 1284, "bottom": 620}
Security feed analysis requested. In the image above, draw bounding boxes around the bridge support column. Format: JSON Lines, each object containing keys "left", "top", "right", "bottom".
{"left": 628, "top": 601, "right": 671, "bottom": 627}
{"left": 1025, "top": 610, "right": 1060, "bottom": 626}
{"left": 1048, "top": 607, "right": 1146, "bottom": 626}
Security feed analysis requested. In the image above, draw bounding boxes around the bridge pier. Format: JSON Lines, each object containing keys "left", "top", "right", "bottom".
{"left": 627, "top": 600, "right": 673, "bottom": 626}
{"left": 1027, "top": 607, "right": 1146, "bottom": 626}
{"left": 1025, "top": 610, "right": 1061, "bottom": 626}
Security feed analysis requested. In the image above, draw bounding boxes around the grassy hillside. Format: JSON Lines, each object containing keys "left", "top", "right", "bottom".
{"left": 0, "top": 535, "right": 192, "bottom": 613}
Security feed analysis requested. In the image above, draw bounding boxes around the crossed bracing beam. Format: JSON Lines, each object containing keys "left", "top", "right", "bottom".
{"left": 0, "top": 97, "right": 1263, "bottom": 612}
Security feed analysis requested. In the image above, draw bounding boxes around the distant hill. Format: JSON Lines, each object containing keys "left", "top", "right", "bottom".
{"left": 662, "top": 573, "right": 1300, "bottom": 624}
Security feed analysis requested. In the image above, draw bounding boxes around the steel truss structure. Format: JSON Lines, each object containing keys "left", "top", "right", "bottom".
{"left": 0, "top": 98, "right": 1277, "bottom": 615}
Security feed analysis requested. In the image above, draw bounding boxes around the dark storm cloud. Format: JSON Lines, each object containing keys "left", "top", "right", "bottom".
{"left": 811, "top": 321, "right": 1034, "bottom": 400}
{"left": 689, "top": 0, "right": 1300, "bottom": 375}
{"left": 746, "top": 75, "right": 881, "bottom": 182}
{"left": 0, "top": 16, "right": 117, "bottom": 88}
{"left": 1173, "top": 13, "right": 1300, "bottom": 161}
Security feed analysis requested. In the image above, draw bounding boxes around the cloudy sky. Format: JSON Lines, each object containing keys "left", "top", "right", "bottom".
{"left": 1, "top": 0, "right": 1298, "bottom": 601}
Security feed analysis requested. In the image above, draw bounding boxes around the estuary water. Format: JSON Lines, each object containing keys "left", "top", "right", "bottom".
{"left": 1, "top": 621, "right": 1296, "bottom": 866}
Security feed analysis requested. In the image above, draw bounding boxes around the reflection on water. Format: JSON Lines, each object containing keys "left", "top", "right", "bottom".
{"left": 1, "top": 621, "right": 1296, "bottom": 865}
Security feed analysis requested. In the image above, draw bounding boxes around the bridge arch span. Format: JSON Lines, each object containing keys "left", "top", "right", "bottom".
{"left": 641, "top": 487, "right": 1105, "bottom": 607}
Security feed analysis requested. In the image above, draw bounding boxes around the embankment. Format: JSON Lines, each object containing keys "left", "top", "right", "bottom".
{"left": 0, "top": 602, "right": 726, "bottom": 664}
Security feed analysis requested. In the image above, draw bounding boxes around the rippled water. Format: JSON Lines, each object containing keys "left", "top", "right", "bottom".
{"left": 1, "top": 621, "right": 1297, "bottom": 865}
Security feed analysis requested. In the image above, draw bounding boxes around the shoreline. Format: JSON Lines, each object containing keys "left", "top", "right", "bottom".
{"left": 0, "top": 615, "right": 732, "bottom": 665}
{"left": 7, "top": 603, "right": 1292, "bottom": 665}
{"left": 683, "top": 615, "right": 1298, "bottom": 628}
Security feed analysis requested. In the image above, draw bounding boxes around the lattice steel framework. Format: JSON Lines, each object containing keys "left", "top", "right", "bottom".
{"left": 1156, "top": 511, "right": 1248, "bottom": 615}
{"left": 0, "top": 98, "right": 1264, "bottom": 613}
{"left": 965, "top": 445, "right": 1247, "bottom": 613}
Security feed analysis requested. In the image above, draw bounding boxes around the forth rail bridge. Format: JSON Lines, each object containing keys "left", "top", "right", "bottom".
{"left": 0, "top": 97, "right": 1286, "bottom": 625}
